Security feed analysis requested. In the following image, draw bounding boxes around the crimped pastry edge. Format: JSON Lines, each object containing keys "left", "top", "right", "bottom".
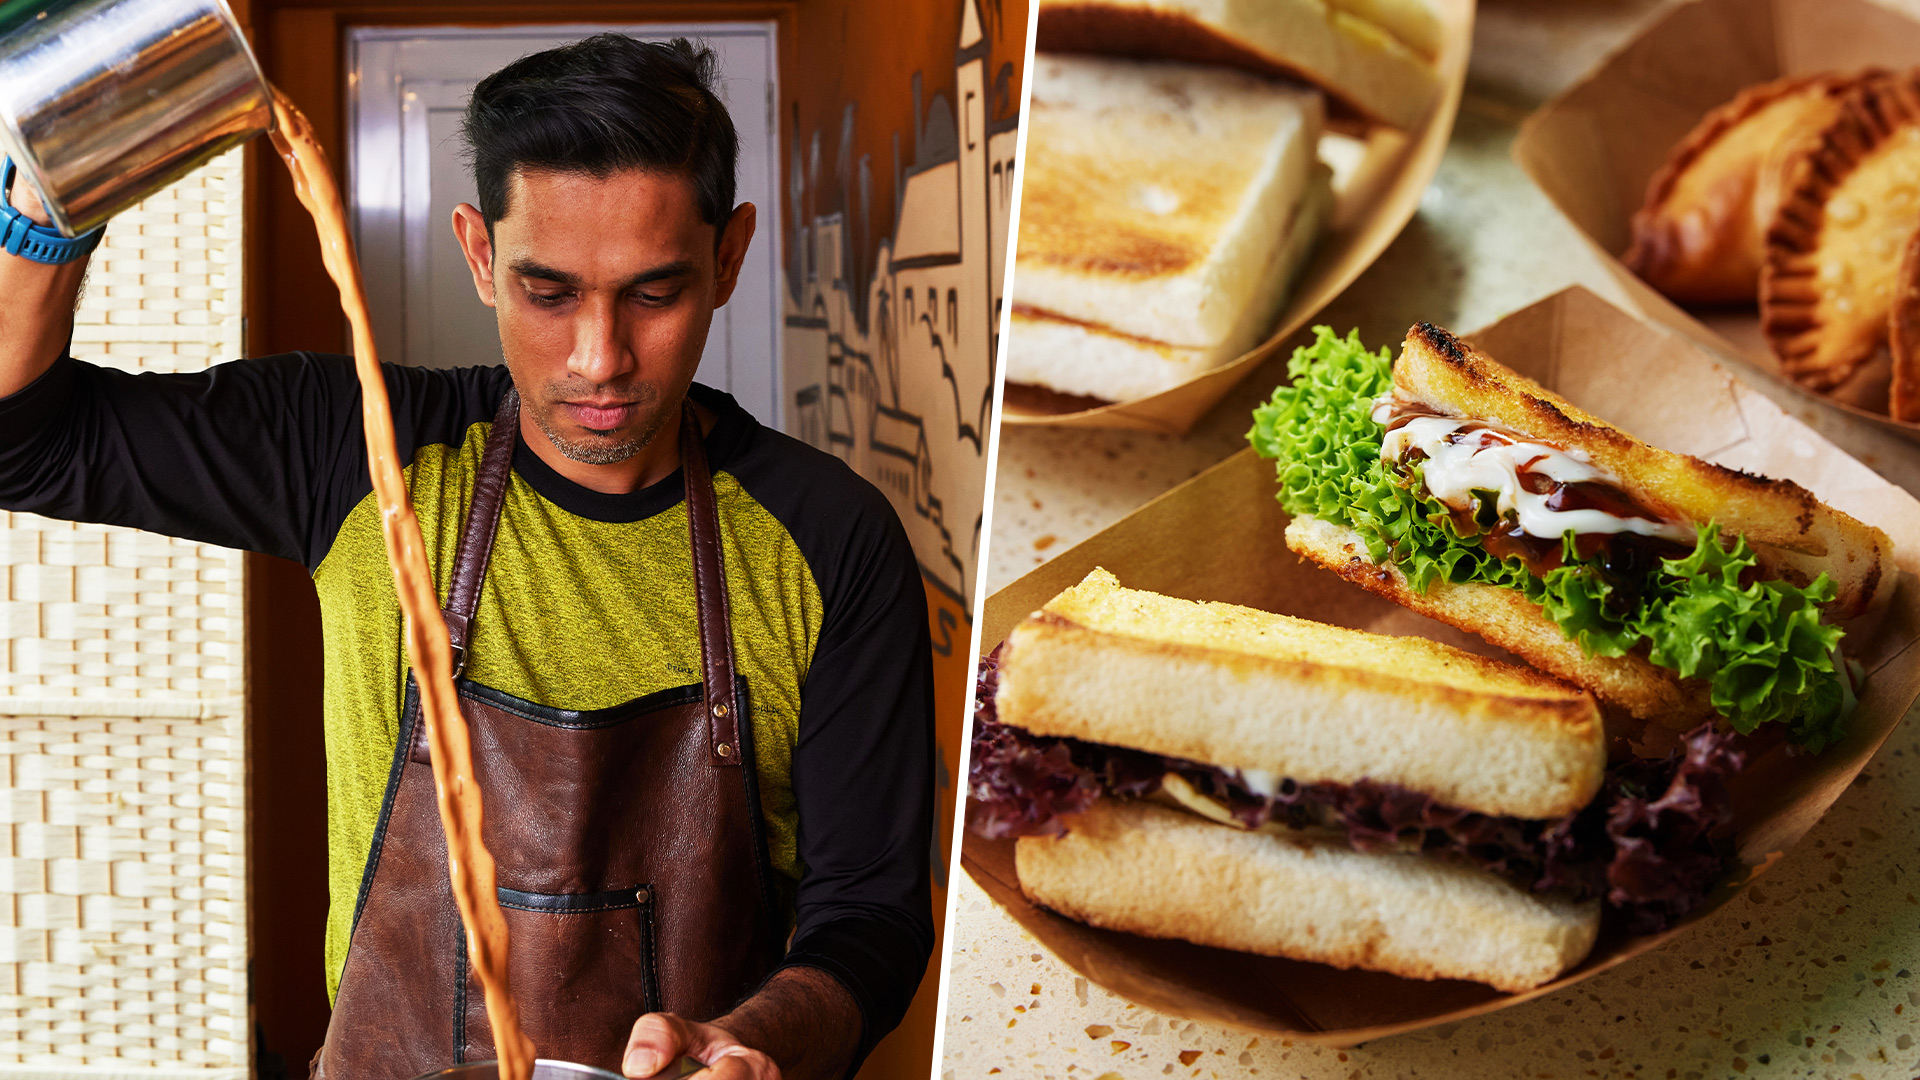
{"left": 1761, "top": 68, "right": 1920, "bottom": 391}
{"left": 1623, "top": 72, "right": 1863, "bottom": 301}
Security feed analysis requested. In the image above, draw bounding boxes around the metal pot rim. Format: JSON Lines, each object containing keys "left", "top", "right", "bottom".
{"left": 411, "top": 1059, "right": 627, "bottom": 1079}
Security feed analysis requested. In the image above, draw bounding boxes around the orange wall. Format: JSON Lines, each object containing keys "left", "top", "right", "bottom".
{"left": 775, "top": 0, "right": 1021, "bottom": 1068}
{"left": 783, "top": 0, "right": 1025, "bottom": 297}
{"left": 780, "top": 3, "right": 1024, "bottom": 1075}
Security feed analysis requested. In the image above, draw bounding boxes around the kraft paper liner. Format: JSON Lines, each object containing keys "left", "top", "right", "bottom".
{"left": 961, "top": 286, "right": 1920, "bottom": 1046}
{"left": 1000, "top": 0, "right": 1475, "bottom": 434}
{"left": 1512, "top": 0, "right": 1920, "bottom": 445}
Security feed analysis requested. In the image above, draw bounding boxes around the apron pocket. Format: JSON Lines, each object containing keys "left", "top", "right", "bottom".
{"left": 467, "top": 883, "right": 660, "bottom": 1068}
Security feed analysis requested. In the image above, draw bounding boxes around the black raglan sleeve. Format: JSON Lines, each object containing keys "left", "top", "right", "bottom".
{"left": 736, "top": 427, "right": 937, "bottom": 1074}
{"left": 0, "top": 353, "right": 510, "bottom": 569}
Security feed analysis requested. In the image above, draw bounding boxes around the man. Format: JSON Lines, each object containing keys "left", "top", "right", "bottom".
{"left": 0, "top": 35, "right": 933, "bottom": 1080}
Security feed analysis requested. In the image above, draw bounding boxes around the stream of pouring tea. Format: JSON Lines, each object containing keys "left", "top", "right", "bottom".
{"left": 267, "top": 89, "right": 537, "bottom": 1080}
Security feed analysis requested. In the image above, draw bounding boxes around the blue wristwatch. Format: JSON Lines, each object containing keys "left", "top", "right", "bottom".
{"left": 1, "top": 156, "right": 103, "bottom": 265}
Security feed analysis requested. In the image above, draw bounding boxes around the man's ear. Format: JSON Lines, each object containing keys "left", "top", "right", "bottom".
{"left": 712, "top": 202, "right": 757, "bottom": 309}
{"left": 451, "top": 203, "right": 497, "bottom": 308}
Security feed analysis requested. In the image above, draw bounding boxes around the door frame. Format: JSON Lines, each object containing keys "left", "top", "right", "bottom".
{"left": 344, "top": 21, "right": 784, "bottom": 425}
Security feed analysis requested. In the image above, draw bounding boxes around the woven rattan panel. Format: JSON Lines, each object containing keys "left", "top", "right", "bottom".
{"left": 0, "top": 151, "right": 249, "bottom": 1077}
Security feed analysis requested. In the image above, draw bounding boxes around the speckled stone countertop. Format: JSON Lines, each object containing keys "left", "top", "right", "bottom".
{"left": 941, "top": 2, "right": 1920, "bottom": 1077}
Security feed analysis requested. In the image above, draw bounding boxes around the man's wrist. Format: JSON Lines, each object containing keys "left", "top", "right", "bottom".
{"left": 1, "top": 158, "right": 101, "bottom": 265}
{"left": 712, "top": 967, "right": 862, "bottom": 1080}
{"left": 2, "top": 158, "right": 52, "bottom": 227}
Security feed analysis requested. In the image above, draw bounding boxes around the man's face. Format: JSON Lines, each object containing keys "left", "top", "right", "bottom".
{"left": 452, "top": 168, "right": 755, "bottom": 473}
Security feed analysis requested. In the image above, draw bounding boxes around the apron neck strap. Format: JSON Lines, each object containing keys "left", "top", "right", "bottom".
{"left": 441, "top": 389, "right": 743, "bottom": 767}
{"left": 443, "top": 388, "right": 520, "bottom": 677}
{"left": 677, "top": 397, "right": 744, "bottom": 767}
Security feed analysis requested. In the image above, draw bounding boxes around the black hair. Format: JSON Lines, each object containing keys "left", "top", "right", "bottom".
{"left": 462, "top": 35, "right": 738, "bottom": 235}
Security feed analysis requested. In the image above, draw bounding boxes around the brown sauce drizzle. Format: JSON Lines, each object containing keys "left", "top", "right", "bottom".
{"left": 268, "top": 90, "right": 536, "bottom": 1080}
{"left": 1379, "top": 398, "right": 1695, "bottom": 593}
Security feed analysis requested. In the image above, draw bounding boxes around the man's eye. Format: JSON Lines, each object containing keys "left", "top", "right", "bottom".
{"left": 528, "top": 291, "right": 571, "bottom": 307}
{"left": 632, "top": 289, "right": 679, "bottom": 307}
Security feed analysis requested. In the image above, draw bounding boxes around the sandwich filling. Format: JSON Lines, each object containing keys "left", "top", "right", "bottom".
{"left": 967, "top": 652, "right": 1743, "bottom": 934}
{"left": 1249, "top": 327, "right": 1854, "bottom": 749}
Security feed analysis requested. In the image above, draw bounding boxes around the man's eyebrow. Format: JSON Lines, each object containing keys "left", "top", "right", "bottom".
{"left": 508, "top": 258, "right": 580, "bottom": 286}
{"left": 507, "top": 258, "right": 697, "bottom": 289}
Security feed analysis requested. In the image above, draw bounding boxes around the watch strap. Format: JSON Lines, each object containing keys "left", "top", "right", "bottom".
{"left": 1, "top": 157, "right": 103, "bottom": 265}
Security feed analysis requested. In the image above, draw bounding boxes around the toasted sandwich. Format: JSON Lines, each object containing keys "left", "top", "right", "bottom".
{"left": 1036, "top": 0, "right": 1444, "bottom": 130}
{"left": 1250, "top": 325, "right": 1892, "bottom": 749}
{"left": 1007, "top": 178, "right": 1329, "bottom": 402}
{"left": 1010, "top": 53, "right": 1327, "bottom": 400}
{"left": 968, "top": 569, "right": 1746, "bottom": 992}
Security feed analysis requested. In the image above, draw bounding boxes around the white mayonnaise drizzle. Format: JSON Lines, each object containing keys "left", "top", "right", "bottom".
{"left": 1372, "top": 395, "right": 1693, "bottom": 544}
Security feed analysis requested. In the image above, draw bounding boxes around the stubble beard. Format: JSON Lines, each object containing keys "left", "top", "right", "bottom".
{"left": 527, "top": 382, "right": 669, "bottom": 466}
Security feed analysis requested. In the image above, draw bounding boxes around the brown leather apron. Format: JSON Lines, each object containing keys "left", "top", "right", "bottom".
{"left": 315, "top": 394, "right": 785, "bottom": 1078}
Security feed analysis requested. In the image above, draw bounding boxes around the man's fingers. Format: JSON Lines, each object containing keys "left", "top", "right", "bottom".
{"left": 693, "top": 1046, "right": 779, "bottom": 1080}
{"left": 623, "top": 1014, "right": 779, "bottom": 1080}
{"left": 693, "top": 1053, "right": 755, "bottom": 1080}
{"left": 623, "top": 1012, "right": 693, "bottom": 1077}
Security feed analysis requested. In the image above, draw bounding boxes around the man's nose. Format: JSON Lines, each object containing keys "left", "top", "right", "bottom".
{"left": 569, "top": 297, "right": 633, "bottom": 383}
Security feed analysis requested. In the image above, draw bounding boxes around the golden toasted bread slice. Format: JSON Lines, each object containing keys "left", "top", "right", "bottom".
{"left": 1285, "top": 516, "right": 1717, "bottom": 728}
{"left": 996, "top": 568, "right": 1606, "bottom": 819}
{"left": 1763, "top": 70, "right": 1920, "bottom": 398}
{"left": 1016, "top": 799, "right": 1601, "bottom": 993}
{"left": 1006, "top": 173, "right": 1331, "bottom": 401}
{"left": 1036, "top": 0, "right": 1442, "bottom": 130}
{"left": 1391, "top": 324, "right": 1892, "bottom": 618}
{"left": 1624, "top": 73, "right": 1862, "bottom": 304}
{"left": 1889, "top": 226, "right": 1920, "bottom": 422}
{"left": 1015, "top": 53, "right": 1324, "bottom": 349}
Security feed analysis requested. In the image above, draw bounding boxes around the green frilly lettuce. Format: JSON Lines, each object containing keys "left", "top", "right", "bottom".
{"left": 1247, "top": 327, "right": 1848, "bottom": 750}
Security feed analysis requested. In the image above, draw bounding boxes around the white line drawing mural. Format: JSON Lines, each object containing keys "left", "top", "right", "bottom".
{"left": 782, "top": 0, "right": 1017, "bottom": 627}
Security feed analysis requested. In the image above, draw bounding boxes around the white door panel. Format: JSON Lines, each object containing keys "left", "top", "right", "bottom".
{"left": 349, "top": 24, "right": 782, "bottom": 428}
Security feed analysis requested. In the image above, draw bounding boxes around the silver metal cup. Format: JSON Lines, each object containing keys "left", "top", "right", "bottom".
{"left": 0, "top": 0, "right": 271, "bottom": 236}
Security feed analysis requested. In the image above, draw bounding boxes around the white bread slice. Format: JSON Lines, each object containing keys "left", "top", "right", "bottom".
{"left": 1286, "top": 515, "right": 1718, "bottom": 729}
{"left": 1016, "top": 799, "right": 1600, "bottom": 993}
{"left": 1036, "top": 0, "right": 1442, "bottom": 129}
{"left": 997, "top": 568, "right": 1605, "bottom": 819}
{"left": 1391, "top": 323, "right": 1893, "bottom": 619}
{"left": 1015, "top": 54, "right": 1324, "bottom": 348}
{"left": 1007, "top": 170, "right": 1331, "bottom": 401}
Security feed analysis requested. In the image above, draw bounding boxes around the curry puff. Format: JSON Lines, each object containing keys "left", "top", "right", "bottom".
{"left": 1623, "top": 73, "right": 1861, "bottom": 305}
{"left": 1890, "top": 229, "right": 1920, "bottom": 421}
{"left": 1762, "top": 69, "right": 1920, "bottom": 403}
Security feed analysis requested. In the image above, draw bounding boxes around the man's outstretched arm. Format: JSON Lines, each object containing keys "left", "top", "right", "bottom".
{"left": 1, "top": 178, "right": 89, "bottom": 398}
{"left": 622, "top": 967, "right": 862, "bottom": 1080}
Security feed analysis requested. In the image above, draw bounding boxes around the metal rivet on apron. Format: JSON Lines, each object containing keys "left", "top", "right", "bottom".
{"left": 635, "top": 887, "right": 650, "bottom": 904}
{"left": 716, "top": 743, "right": 733, "bottom": 758}
{"left": 712, "top": 702, "right": 729, "bottom": 718}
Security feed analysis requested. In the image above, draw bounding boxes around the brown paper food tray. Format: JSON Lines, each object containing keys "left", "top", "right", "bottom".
{"left": 962, "top": 286, "right": 1920, "bottom": 1045}
{"left": 1000, "top": 0, "right": 1475, "bottom": 434}
{"left": 1512, "top": 0, "right": 1920, "bottom": 443}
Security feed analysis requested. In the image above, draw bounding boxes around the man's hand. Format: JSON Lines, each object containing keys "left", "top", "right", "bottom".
{"left": 621, "top": 1014, "right": 778, "bottom": 1078}
{"left": 621, "top": 967, "right": 861, "bottom": 1080}
{"left": 7, "top": 177, "right": 51, "bottom": 226}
